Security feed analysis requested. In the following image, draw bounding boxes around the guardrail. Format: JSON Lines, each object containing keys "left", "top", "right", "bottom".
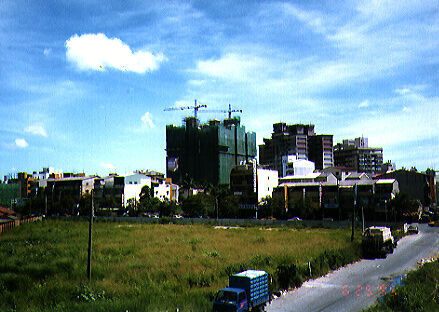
{"left": 0, "top": 216, "right": 42, "bottom": 234}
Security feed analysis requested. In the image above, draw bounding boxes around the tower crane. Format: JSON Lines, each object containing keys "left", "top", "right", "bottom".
{"left": 163, "top": 99, "right": 207, "bottom": 119}
{"left": 201, "top": 103, "right": 242, "bottom": 119}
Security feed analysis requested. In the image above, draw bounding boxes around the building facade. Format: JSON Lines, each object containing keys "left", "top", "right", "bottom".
{"left": 334, "top": 137, "right": 383, "bottom": 175}
{"left": 166, "top": 117, "right": 256, "bottom": 186}
{"left": 282, "top": 156, "right": 315, "bottom": 177}
{"left": 154, "top": 178, "right": 179, "bottom": 202}
{"left": 259, "top": 123, "right": 333, "bottom": 177}
{"left": 308, "top": 134, "right": 334, "bottom": 170}
{"left": 276, "top": 171, "right": 399, "bottom": 220}
{"left": 377, "top": 169, "right": 436, "bottom": 206}
{"left": 230, "top": 163, "right": 278, "bottom": 206}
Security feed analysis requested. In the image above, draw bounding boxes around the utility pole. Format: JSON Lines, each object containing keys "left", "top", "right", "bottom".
{"left": 361, "top": 204, "right": 365, "bottom": 232}
{"left": 87, "top": 190, "right": 94, "bottom": 282}
{"left": 351, "top": 184, "right": 357, "bottom": 242}
{"left": 44, "top": 191, "right": 48, "bottom": 217}
{"left": 216, "top": 197, "right": 219, "bottom": 220}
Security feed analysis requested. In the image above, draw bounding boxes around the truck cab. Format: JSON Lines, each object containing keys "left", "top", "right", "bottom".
{"left": 213, "top": 287, "right": 248, "bottom": 312}
{"left": 213, "top": 270, "right": 269, "bottom": 312}
{"left": 362, "top": 226, "right": 396, "bottom": 258}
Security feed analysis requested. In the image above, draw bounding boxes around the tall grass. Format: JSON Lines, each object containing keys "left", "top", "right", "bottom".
{"left": 364, "top": 260, "right": 439, "bottom": 312}
{"left": 0, "top": 220, "right": 361, "bottom": 311}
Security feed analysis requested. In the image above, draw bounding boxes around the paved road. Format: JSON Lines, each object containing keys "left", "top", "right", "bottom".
{"left": 266, "top": 224, "right": 439, "bottom": 312}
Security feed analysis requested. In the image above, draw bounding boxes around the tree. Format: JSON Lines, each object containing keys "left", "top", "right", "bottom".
{"left": 78, "top": 193, "right": 92, "bottom": 216}
{"left": 181, "top": 193, "right": 214, "bottom": 217}
{"left": 139, "top": 185, "right": 152, "bottom": 202}
{"left": 126, "top": 198, "right": 138, "bottom": 216}
{"left": 388, "top": 193, "right": 421, "bottom": 222}
{"left": 138, "top": 185, "right": 161, "bottom": 214}
{"left": 158, "top": 200, "right": 180, "bottom": 217}
{"left": 425, "top": 168, "right": 436, "bottom": 177}
{"left": 218, "top": 195, "right": 240, "bottom": 218}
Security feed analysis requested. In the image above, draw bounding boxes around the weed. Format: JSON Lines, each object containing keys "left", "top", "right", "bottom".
{"left": 0, "top": 219, "right": 361, "bottom": 312}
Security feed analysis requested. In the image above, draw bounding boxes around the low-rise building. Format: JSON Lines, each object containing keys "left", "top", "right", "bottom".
{"left": 47, "top": 176, "right": 99, "bottom": 200}
{"left": 154, "top": 178, "right": 179, "bottom": 201}
{"left": 230, "top": 163, "right": 278, "bottom": 204}
{"left": 275, "top": 171, "right": 399, "bottom": 220}
{"left": 282, "top": 155, "right": 315, "bottom": 177}
{"left": 376, "top": 169, "right": 435, "bottom": 206}
{"left": 122, "top": 173, "right": 152, "bottom": 207}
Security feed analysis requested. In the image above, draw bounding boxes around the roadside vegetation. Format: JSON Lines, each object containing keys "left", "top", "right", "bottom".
{"left": 364, "top": 259, "right": 439, "bottom": 312}
{"left": 0, "top": 219, "right": 362, "bottom": 311}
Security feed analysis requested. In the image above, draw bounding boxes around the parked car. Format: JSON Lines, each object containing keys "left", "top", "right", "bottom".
{"left": 407, "top": 224, "right": 419, "bottom": 234}
{"left": 288, "top": 217, "right": 302, "bottom": 221}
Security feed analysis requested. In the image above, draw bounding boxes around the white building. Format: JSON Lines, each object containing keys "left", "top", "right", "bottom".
{"left": 282, "top": 155, "right": 315, "bottom": 177}
{"left": 33, "top": 167, "right": 63, "bottom": 187}
{"left": 279, "top": 172, "right": 338, "bottom": 186}
{"left": 123, "top": 173, "right": 152, "bottom": 206}
{"left": 257, "top": 168, "right": 278, "bottom": 202}
{"left": 230, "top": 163, "right": 278, "bottom": 203}
{"left": 154, "top": 179, "right": 179, "bottom": 202}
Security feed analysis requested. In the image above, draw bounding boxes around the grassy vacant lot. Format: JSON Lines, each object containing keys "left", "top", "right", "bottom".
{"left": 0, "top": 219, "right": 361, "bottom": 311}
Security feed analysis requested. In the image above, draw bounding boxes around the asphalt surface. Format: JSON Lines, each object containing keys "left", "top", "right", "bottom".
{"left": 266, "top": 224, "right": 439, "bottom": 312}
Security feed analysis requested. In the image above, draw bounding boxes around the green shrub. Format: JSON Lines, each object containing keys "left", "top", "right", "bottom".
{"left": 276, "top": 263, "right": 303, "bottom": 290}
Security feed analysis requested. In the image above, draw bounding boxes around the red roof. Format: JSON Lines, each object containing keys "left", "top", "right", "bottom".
{"left": 0, "top": 206, "right": 16, "bottom": 215}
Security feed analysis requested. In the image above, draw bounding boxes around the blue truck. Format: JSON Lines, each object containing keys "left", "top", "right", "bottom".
{"left": 213, "top": 270, "right": 270, "bottom": 312}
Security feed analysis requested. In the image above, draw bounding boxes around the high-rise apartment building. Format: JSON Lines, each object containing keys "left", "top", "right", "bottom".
{"left": 333, "top": 137, "right": 383, "bottom": 175}
{"left": 166, "top": 117, "right": 256, "bottom": 186}
{"left": 308, "top": 134, "right": 334, "bottom": 170}
{"left": 259, "top": 123, "right": 333, "bottom": 177}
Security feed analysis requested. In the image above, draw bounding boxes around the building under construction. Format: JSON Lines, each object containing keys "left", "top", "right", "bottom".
{"left": 166, "top": 117, "right": 256, "bottom": 186}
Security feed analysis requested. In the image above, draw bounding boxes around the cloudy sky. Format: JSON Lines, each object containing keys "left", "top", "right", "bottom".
{"left": 1, "top": 0, "right": 438, "bottom": 177}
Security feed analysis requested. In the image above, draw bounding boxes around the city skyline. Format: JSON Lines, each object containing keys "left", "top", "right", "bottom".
{"left": 1, "top": 1, "right": 438, "bottom": 178}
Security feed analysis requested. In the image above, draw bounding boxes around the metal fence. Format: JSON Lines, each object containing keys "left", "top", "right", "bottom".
{"left": 0, "top": 216, "right": 42, "bottom": 234}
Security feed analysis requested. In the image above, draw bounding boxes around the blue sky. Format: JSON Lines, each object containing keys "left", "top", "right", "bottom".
{"left": 1, "top": 0, "right": 438, "bottom": 178}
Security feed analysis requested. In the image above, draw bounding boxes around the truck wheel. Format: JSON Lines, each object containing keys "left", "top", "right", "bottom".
{"left": 389, "top": 244, "right": 394, "bottom": 253}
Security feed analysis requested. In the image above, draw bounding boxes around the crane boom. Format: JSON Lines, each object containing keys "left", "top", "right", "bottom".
{"left": 199, "top": 103, "right": 242, "bottom": 119}
{"left": 163, "top": 99, "right": 207, "bottom": 119}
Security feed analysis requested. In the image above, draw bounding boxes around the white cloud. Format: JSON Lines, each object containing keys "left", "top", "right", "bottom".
{"left": 24, "top": 125, "right": 47, "bottom": 137}
{"left": 358, "top": 100, "right": 369, "bottom": 108}
{"left": 188, "top": 79, "right": 206, "bottom": 86}
{"left": 15, "top": 138, "right": 28, "bottom": 148}
{"left": 65, "top": 33, "right": 166, "bottom": 74}
{"left": 196, "top": 53, "right": 263, "bottom": 81}
{"left": 100, "top": 162, "right": 115, "bottom": 170}
{"left": 341, "top": 92, "right": 439, "bottom": 149}
{"left": 282, "top": 3, "right": 327, "bottom": 34}
{"left": 141, "top": 112, "right": 155, "bottom": 128}
{"left": 43, "top": 48, "right": 51, "bottom": 56}
{"left": 395, "top": 88, "right": 411, "bottom": 95}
